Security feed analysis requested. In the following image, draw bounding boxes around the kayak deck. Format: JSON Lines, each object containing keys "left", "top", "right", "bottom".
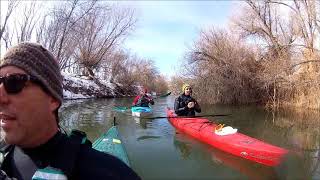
{"left": 131, "top": 106, "right": 153, "bottom": 117}
{"left": 166, "top": 108, "right": 288, "bottom": 166}
{"left": 92, "top": 126, "right": 130, "bottom": 166}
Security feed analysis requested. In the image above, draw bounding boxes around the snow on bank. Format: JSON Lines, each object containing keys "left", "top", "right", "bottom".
{"left": 61, "top": 72, "right": 152, "bottom": 100}
{"left": 63, "top": 89, "right": 91, "bottom": 99}
{"left": 62, "top": 72, "right": 116, "bottom": 100}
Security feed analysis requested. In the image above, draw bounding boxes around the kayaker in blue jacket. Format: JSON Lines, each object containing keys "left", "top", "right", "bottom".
{"left": 0, "top": 42, "right": 141, "bottom": 180}
{"left": 174, "top": 83, "right": 201, "bottom": 117}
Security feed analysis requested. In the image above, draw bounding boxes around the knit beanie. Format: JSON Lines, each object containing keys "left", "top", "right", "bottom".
{"left": 182, "top": 83, "right": 191, "bottom": 92}
{"left": 0, "top": 42, "right": 63, "bottom": 104}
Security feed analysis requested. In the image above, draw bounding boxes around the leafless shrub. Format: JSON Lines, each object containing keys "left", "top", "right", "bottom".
{"left": 13, "top": 1, "right": 41, "bottom": 43}
{"left": 181, "top": 28, "right": 262, "bottom": 105}
{"left": 153, "top": 75, "right": 169, "bottom": 94}
{"left": 229, "top": 0, "right": 320, "bottom": 109}
{"left": 37, "top": 0, "right": 97, "bottom": 70}
{"left": 73, "top": 3, "right": 136, "bottom": 77}
{"left": 0, "top": 0, "right": 20, "bottom": 54}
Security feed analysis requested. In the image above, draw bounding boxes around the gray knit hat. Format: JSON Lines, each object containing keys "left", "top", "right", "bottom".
{"left": 0, "top": 42, "right": 63, "bottom": 104}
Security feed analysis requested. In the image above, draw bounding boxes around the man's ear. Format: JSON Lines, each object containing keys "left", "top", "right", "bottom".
{"left": 49, "top": 97, "right": 60, "bottom": 112}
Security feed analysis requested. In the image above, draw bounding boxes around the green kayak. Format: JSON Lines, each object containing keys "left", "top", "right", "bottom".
{"left": 92, "top": 126, "right": 130, "bottom": 166}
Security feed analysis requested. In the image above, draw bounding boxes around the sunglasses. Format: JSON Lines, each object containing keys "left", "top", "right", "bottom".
{"left": 0, "top": 74, "right": 40, "bottom": 94}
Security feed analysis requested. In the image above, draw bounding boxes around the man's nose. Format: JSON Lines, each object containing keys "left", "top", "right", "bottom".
{"left": 0, "top": 83, "right": 9, "bottom": 104}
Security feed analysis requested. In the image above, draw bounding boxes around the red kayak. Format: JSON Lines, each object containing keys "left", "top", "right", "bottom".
{"left": 167, "top": 108, "right": 288, "bottom": 166}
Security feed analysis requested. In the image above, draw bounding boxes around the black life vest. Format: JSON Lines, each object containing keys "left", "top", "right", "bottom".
{"left": 0, "top": 129, "right": 92, "bottom": 180}
{"left": 177, "top": 94, "right": 193, "bottom": 108}
{"left": 175, "top": 94, "right": 196, "bottom": 116}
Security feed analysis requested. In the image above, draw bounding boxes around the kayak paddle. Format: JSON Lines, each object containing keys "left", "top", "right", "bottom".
{"left": 154, "top": 92, "right": 171, "bottom": 99}
{"left": 113, "top": 105, "right": 136, "bottom": 112}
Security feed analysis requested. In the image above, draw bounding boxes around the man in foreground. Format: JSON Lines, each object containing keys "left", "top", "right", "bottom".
{"left": 0, "top": 42, "right": 140, "bottom": 180}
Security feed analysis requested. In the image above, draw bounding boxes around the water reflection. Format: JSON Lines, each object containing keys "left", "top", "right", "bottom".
{"left": 174, "top": 131, "right": 279, "bottom": 179}
{"left": 60, "top": 98, "right": 118, "bottom": 140}
{"left": 272, "top": 109, "right": 320, "bottom": 179}
{"left": 173, "top": 132, "right": 192, "bottom": 160}
{"left": 310, "top": 150, "right": 320, "bottom": 178}
{"left": 134, "top": 117, "right": 156, "bottom": 129}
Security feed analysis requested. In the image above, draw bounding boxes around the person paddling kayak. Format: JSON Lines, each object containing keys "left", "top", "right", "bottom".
{"left": 132, "top": 88, "right": 154, "bottom": 107}
{"left": 174, "top": 83, "right": 201, "bottom": 117}
{"left": 0, "top": 42, "right": 140, "bottom": 180}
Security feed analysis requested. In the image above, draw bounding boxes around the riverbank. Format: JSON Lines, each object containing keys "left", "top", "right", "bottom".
{"left": 62, "top": 72, "right": 138, "bottom": 100}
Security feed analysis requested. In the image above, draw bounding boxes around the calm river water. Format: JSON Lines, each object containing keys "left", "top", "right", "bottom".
{"left": 60, "top": 96, "right": 320, "bottom": 180}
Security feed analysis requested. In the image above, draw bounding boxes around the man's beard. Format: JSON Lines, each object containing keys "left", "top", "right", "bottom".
{"left": 0, "top": 128, "right": 4, "bottom": 142}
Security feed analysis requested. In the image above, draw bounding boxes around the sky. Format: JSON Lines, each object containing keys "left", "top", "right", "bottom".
{"left": 1, "top": 1, "right": 236, "bottom": 78}
{"left": 119, "top": 1, "right": 235, "bottom": 78}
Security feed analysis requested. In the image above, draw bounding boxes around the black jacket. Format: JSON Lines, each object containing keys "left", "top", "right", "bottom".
{"left": 0, "top": 131, "right": 141, "bottom": 180}
{"left": 174, "top": 94, "right": 201, "bottom": 117}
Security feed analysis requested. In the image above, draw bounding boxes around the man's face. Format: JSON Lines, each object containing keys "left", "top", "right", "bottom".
{"left": 0, "top": 66, "right": 59, "bottom": 147}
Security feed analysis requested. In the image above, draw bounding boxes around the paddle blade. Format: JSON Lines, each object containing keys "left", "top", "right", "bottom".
{"left": 113, "top": 106, "right": 128, "bottom": 112}
{"left": 158, "top": 92, "right": 171, "bottom": 98}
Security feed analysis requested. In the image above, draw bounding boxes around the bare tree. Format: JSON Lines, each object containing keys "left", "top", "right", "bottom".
{"left": 0, "top": 0, "right": 20, "bottom": 39}
{"left": 57, "top": 0, "right": 97, "bottom": 61}
{"left": 37, "top": 0, "right": 97, "bottom": 69}
{"left": 74, "top": 3, "right": 136, "bottom": 77}
{"left": 170, "top": 75, "right": 187, "bottom": 95}
{"left": 232, "top": 0, "right": 296, "bottom": 63}
{"left": 228, "top": 0, "right": 320, "bottom": 108}
{"left": 100, "top": 50, "right": 163, "bottom": 92}
{"left": 269, "top": 0, "right": 320, "bottom": 75}
{"left": 2, "top": 27, "right": 14, "bottom": 50}
{"left": 106, "top": 49, "right": 129, "bottom": 83}
{"left": 109, "top": 50, "right": 136, "bottom": 86}
{"left": 183, "top": 28, "right": 261, "bottom": 104}
{"left": 153, "top": 75, "right": 169, "bottom": 94}
{"left": 229, "top": 0, "right": 301, "bottom": 107}
{"left": 0, "top": 0, "right": 20, "bottom": 56}
{"left": 36, "top": 14, "right": 50, "bottom": 48}
{"left": 132, "top": 58, "right": 159, "bottom": 90}
{"left": 270, "top": 0, "right": 319, "bottom": 51}
{"left": 13, "top": 1, "right": 41, "bottom": 43}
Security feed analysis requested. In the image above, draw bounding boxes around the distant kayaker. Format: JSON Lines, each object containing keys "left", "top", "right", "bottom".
{"left": 0, "top": 42, "right": 141, "bottom": 180}
{"left": 132, "top": 88, "right": 155, "bottom": 107}
{"left": 174, "top": 83, "right": 201, "bottom": 117}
